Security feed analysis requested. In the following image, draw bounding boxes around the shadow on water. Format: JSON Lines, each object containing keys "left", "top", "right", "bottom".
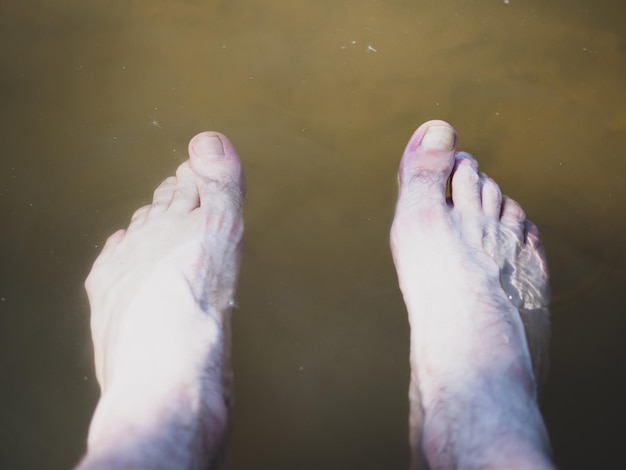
{"left": 1, "top": 0, "right": 625, "bottom": 468}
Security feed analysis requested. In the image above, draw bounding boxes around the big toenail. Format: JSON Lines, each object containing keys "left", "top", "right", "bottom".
{"left": 193, "top": 134, "right": 225, "bottom": 158}
{"left": 421, "top": 126, "right": 456, "bottom": 151}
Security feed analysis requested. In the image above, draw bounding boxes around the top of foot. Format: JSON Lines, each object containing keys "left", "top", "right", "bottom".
{"left": 390, "top": 120, "right": 552, "bottom": 467}
{"left": 390, "top": 120, "right": 551, "bottom": 396}
{"left": 84, "top": 132, "right": 245, "bottom": 461}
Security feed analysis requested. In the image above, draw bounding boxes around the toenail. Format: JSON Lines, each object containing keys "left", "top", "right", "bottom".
{"left": 421, "top": 126, "right": 456, "bottom": 152}
{"left": 456, "top": 151, "right": 479, "bottom": 170}
{"left": 193, "top": 134, "right": 225, "bottom": 158}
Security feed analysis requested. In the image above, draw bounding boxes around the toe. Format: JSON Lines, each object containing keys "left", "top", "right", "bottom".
{"left": 396, "top": 120, "right": 457, "bottom": 210}
{"left": 128, "top": 205, "right": 151, "bottom": 229}
{"left": 450, "top": 153, "right": 481, "bottom": 215}
{"left": 523, "top": 220, "right": 550, "bottom": 297}
{"left": 168, "top": 161, "right": 201, "bottom": 213}
{"left": 86, "top": 229, "right": 126, "bottom": 291}
{"left": 500, "top": 196, "right": 526, "bottom": 241}
{"left": 101, "top": 229, "right": 126, "bottom": 254}
{"left": 188, "top": 132, "right": 245, "bottom": 212}
{"left": 149, "top": 176, "right": 177, "bottom": 213}
{"left": 481, "top": 175, "right": 502, "bottom": 220}
{"left": 524, "top": 220, "right": 542, "bottom": 249}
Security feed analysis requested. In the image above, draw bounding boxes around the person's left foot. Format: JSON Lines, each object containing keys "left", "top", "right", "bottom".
{"left": 83, "top": 132, "right": 244, "bottom": 465}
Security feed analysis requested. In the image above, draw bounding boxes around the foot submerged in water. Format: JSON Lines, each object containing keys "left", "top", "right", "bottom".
{"left": 78, "top": 121, "right": 553, "bottom": 470}
{"left": 390, "top": 120, "right": 553, "bottom": 469}
{"left": 80, "top": 132, "right": 245, "bottom": 469}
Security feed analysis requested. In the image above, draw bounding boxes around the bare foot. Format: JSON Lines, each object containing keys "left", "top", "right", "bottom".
{"left": 78, "top": 133, "right": 244, "bottom": 469}
{"left": 390, "top": 121, "right": 552, "bottom": 469}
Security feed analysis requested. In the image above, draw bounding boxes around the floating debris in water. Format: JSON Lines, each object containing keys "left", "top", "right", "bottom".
{"left": 367, "top": 44, "right": 377, "bottom": 53}
{"left": 504, "top": 0, "right": 510, "bottom": 4}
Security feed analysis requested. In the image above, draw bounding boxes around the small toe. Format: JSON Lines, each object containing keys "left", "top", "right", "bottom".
{"left": 523, "top": 220, "right": 550, "bottom": 294}
{"left": 101, "top": 229, "right": 126, "bottom": 253}
{"left": 396, "top": 120, "right": 458, "bottom": 210}
{"left": 128, "top": 205, "right": 151, "bottom": 229}
{"left": 149, "top": 176, "right": 177, "bottom": 213}
{"left": 168, "top": 161, "right": 201, "bottom": 213}
{"left": 481, "top": 175, "right": 502, "bottom": 220}
{"left": 525, "top": 220, "right": 543, "bottom": 250}
{"left": 450, "top": 153, "right": 481, "bottom": 215}
{"left": 500, "top": 196, "right": 526, "bottom": 241}
{"left": 87, "top": 229, "right": 126, "bottom": 289}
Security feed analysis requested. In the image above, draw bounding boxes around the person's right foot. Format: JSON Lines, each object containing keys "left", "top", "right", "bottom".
{"left": 390, "top": 120, "right": 552, "bottom": 469}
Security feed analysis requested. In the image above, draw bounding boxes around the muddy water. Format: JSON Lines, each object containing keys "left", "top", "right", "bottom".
{"left": 1, "top": 0, "right": 625, "bottom": 468}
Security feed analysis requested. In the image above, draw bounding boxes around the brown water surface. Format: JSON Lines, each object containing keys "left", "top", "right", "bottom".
{"left": 1, "top": 0, "right": 625, "bottom": 468}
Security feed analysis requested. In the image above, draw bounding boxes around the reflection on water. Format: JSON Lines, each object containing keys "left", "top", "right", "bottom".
{"left": 1, "top": 0, "right": 625, "bottom": 468}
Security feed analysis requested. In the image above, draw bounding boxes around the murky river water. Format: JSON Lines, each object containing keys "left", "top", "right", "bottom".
{"left": 1, "top": 0, "right": 625, "bottom": 468}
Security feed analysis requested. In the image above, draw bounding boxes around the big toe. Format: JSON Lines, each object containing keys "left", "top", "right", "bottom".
{"left": 188, "top": 132, "right": 246, "bottom": 211}
{"left": 397, "top": 120, "right": 457, "bottom": 210}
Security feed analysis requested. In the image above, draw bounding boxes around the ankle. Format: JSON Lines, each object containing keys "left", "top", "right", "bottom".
{"left": 421, "top": 368, "right": 552, "bottom": 469}
{"left": 82, "top": 381, "right": 228, "bottom": 469}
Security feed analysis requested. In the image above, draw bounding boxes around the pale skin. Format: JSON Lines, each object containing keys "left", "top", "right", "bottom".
{"left": 78, "top": 121, "right": 553, "bottom": 469}
{"left": 391, "top": 121, "right": 552, "bottom": 469}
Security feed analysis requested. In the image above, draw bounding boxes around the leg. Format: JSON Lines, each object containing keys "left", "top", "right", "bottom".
{"left": 77, "top": 132, "right": 244, "bottom": 469}
{"left": 390, "top": 121, "right": 553, "bottom": 469}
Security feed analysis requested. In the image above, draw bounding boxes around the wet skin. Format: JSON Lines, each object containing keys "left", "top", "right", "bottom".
{"left": 78, "top": 121, "right": 552, "bottom": 470}
{"left": 391, "top": 121, "right": 552, "bottom": 469}
{"left": 79, "top": 132, "right": 244, "bottom": 469}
